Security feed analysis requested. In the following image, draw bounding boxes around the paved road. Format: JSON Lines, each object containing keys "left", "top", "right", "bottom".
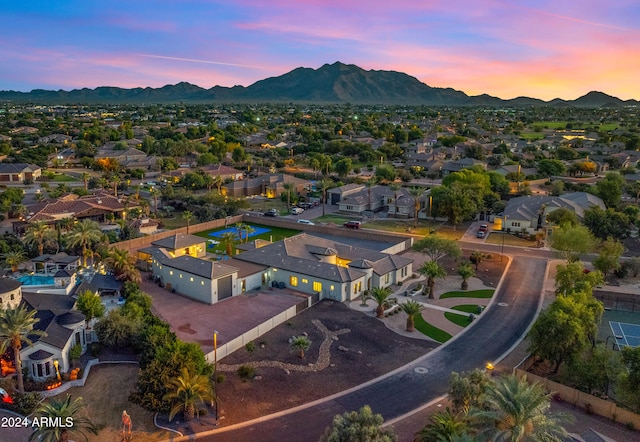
{"left": 186, "top": 256, "right": 546, "bottom": 442}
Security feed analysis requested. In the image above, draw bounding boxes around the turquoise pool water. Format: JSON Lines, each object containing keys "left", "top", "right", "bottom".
{"left": 18, "top": 274, "right": 55, "bottom": 286}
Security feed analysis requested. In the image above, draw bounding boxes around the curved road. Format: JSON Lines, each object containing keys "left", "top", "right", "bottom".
{"left": 172, "top": 256, "right": 546, "bottom": 441}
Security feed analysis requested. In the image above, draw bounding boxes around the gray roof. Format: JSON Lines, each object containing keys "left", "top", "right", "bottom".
{"left": 32, "top": 252, "right": 80, "bottom": 264}
{"left": 0, "top": 277, "right": 22, "bottom": 293}
{"left": 28, "top": 349, "right": 54, "bottom": 361}
{"left": 21, "top": 292, "right": 80, "bottom": 350}
{"left": 75, "top": 274, "right": 123, "bottom": 295}
{"left": 235, "top": 233, "right": 412, "bottom": 282}
{"left": 151, "top": 233, "right": 204, "bottom": 250}
{"left": 503, "top": 192, "right": 605, "bottom": 224}
{"left": 148, "top": 248, "right": 238, "bottom": 279}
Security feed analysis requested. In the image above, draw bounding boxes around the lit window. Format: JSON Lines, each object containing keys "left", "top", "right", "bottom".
{"left": 313, "top": 281, "right": 322, "bottom": 292}
{"left": 272, "top": 268, "right": 278, "bottom": 272}
{"left": 290, "top": 276, "right": 298, "bottom": 287}
{"left": 190, "top": 277, "right": 194, "bottom": 282}
{"left": 169, "top": 270, "right": 173, "bottom": 275}
{"left": 201, "top": 281, "right": 205, "bottom": 285}
{"left": 330, "top": 285, "right": 334, "bottom": 290}
{"left": 180, "top": 274, "right": 183, "bottom": 278}
{"left": 385, "top": 273, "right": 389, "bottom": 283}
{"left": 302, "top": 278, "right": 308, "bottom": 284}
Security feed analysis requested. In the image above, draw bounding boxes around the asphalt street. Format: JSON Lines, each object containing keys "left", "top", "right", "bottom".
{"left": 183, "top": 256, "right": 546, "bottom": 442}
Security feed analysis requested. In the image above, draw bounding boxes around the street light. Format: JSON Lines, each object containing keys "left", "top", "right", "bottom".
{"left": 501, "top": 216, "right": 508, "bottom": 263}
{"left": 485, "top": 362, "right": 495, "bottom": 376}
{"left": 606, "top": 335, "right": 624, "bottom": 351}
{"left": 53, "top": 359, "right": 61, "bottom": 381}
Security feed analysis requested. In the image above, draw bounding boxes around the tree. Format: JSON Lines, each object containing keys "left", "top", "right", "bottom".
{"left": 595, "top": 172, "right": 625, "bottom": 208}
{"left": 554, "top": 261, "right": 603, "bottom": 297}
{"left": 448, "top": 369, "right": 494, "bottom": 414}
{"left": 593, "top": 237, "right": 624, "bottom": 279}
{"left": 364, "top": 177, "right": 378, "bottom": 211}
{"left": 388, "top": 183, "right": 402, "bottom": 215}
{"left": 2, "top": 249, "right": 27, "bottom": 273}
{"left": 67, "top": 219, "right": 102, "bottom": 267}
{"left": 583, "top": 207, "right": 630, "bottom": 240}
{"left": 103, "top": 247, "right": 141, "bottom": 283}
{"left": 549, "top": 223, "right": 597, "bottom": 262}
{"left": 75, "top": 290, "right": 106, "bottom": 329}
{"left": 432, "top": 183, "right": 481, "bottom": 229}
{"left": 282, "top": 182, "right": 295, "bottom": 211}
{"left": 370, "top": 286, "right": 393, "bottom": 318}
{"left": 164, "top": 367, "right": 214, "bottom": 421}
{"left": 471, "top": 375, "right": 569, "bottom": 442}
{"left": 320, "top": 405, "right": 397, "bottom": 442}
{"left": 0, "top": 305, "right": 47, "bottom": 393}
{"left": 183, "top": 210, "right": 193, "bottom": 234}
{"left": 24, "top": 220, "right": 54, "bottom": 256}
{"left": 401, "top": 300, "right": 424, "bottom": 332}
{"left": 412, "top": 236, "right": 461, "bottom": 262}
{"left": 318, "top": 178, "right": 333, "bottom": 216}
{"left": 469, "top": 251, "right": 483, "bottom": 271}
{"left": 546, "top": 208, "right": 577, "bottom": 227}
{"left": 418, "top": 260, "right": 447, "bottom": 299}
{"left": 219, "top": 231, "right": 238, "bottom": 257}
{"left": 457, "top": 263, "right": 475, "bottom": 290}
{"left": 334, "top": 158, "right": 353, "bottom": 178}
{"left": 537, "top": 159, "right": 567, "bottom": 177}
{"left": 29, "top": 395, "right": 98, "bottom": 442}
{"left": 617, "top": 346, "right": 640, "bottom": 413}
{"left": 80, "top": 171, "right": 90, "bottom": 191}
{"left": 289, "top": 335, "right": 311, "bottom": 359}
{"left": 409, "top": 187, "right": 425, "bottom": 228}
{"left": 414, "top": 408, "right": 471, "bottom": 442}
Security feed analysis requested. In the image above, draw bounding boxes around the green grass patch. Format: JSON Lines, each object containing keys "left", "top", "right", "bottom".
{"left": 598, "top": 123, "right": 619, "bottom": 131}
{"left": 194, "top": 223, "right": 300, "bottom": 254}
{"left": 444, "top": 311, "right": 473, "bottom": 327}
{"left": 46, "top": 173, "right": 79, "bottom": 182}
{"left": 519, "top": 133, "right": 545, "bottom": 141}
{"left": 414, "top": 314, "right": 452, "bottom": 343}
{"left": 314, "top": 214, "right": 351, "bottom": 224}
{"left": 365, "top": 220, "right": 467, "bottom": 240}
{"left": 531, "top": 121, "right": 568, "bottom": 130}
{"left": 440, "top": 290, "right": 494, "bottom": 299}
{"left": 451, "top": 304, "right": 481, "bottom": 314}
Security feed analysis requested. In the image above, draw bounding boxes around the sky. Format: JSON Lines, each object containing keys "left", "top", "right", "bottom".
{"left": 1, "top": 0, "right": 639, "bottom": 101}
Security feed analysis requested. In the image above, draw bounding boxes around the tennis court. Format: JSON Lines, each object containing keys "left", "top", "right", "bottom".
{"left": 207, "top": 225, "right": 271, "bottom": 239}
{"left": 609, "top": 321, "right": 640, "bottom": 349}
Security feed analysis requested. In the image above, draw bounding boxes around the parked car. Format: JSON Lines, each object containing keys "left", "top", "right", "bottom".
{"left": 477, "top": 231, "right": 485, "bottom": 238}
{"left": 478, "top": 224, "right": 488, "bottom": 232}
{"left": 297, "top": 219, "right": 315, "bottom": 225}
{"left": 291, "top": 207, "right": 304, "bottom": 215}
{"left": 343, "top": 220, "right": 362, "bottom": 229}
{"left": 264, "top": 208, "right": 278, "bottom": 217}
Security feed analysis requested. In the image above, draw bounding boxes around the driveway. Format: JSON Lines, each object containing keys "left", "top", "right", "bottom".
{"left": 182, "top": 256, "right": 546, "bottom": 442}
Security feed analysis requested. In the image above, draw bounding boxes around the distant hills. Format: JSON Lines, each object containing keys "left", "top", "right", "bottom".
{"left": 0, "top": 62, "right": 637, "bottom": 107}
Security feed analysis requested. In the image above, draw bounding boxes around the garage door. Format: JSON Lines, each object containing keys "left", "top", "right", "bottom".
{"left": 218, "top": 275, "right": 233, "bottom": 301}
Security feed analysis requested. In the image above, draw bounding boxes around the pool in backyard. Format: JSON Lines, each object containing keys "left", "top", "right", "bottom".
{"left": 18, "top": 274, "right": 55, "bottom": 286}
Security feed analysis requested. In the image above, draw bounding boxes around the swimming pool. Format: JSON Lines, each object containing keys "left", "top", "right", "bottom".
{"left": 208, "top": 225, "right": 271, "bottom": 240}
{"left": 18, "top": 274, "right": 55, "bottom": 286}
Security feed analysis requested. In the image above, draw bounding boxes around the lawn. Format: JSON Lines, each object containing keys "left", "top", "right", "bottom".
{"left": 451, "top": 304, "right": 482, "bottom": 314}
{"left": 44, "top": 172, "right": 79, "bottom": 182}
{"left": 414, "top": 314, "right": 452, "bottom": 342}
{"left": 485, "top": 232, "right": 537, "bottom": 247}
{"left": 439, "top": 289, "right": 494, "bottom": 299}
{"left": 531, "top": 121, "right": 568, "bottom": 130}
{"left": 519, "top": 133, "right": 545, "bottom": 140}
{"left": 364, "top": 219, "right": 468, "bottom": 240}
{"left": 445, "top": 311, "right": 473, "bottom": 327}
{"left": 61, "top": 363, "right": 169, "bottom": 442}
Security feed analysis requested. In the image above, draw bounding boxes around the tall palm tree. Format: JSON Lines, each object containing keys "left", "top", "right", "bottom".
{"left": 389, "top": 183, "right": 402, "bottom": 215}
{"left": 242, "top": 225, "right": 256, "bottom": 243}
{"left": 80, "top": 171, "right": 90, "bottom": 191}
{"left": 149, "top": 186, "right": 160, "bottom": 217}
{"left": 414, "top": 408, "right": 471, "bottom": 442}
{"left": 164, "top": 368, "right": 214, "bottom": 422}
{"left": 0, "top": 305, "right": 47, "bottom": 393}
{"left": 364, "top": 177, "right": 378, "bottom": 211}
{"left": 472, "top": 375, "right": 569, "bottom": 442}
{"left": 104, "top": 247, "right": 141, "bottom": 283}
{"left": 409, "top": 187, "right": 425, "bottom": 228}
{"left": 282, "top": 182, "right": 295, "bottom": 211}
{"left": 66, "top": 219, "right": 102, "bottom": 267}
{"left": 219, "top": 231, "right": 238, "bottom": 257}
{"left": 29, "top": 395, "right": 98, "bottom": 442}
{"left": 418, "top": 260, "right": 447, "bottom": 299}
{"left": 2, "top": 250, "right": 27, "bottom": 273}
{"left": 212, "top": 175, "right": 223, "bottom": 194}
{"left": 318, "top": 178, "right": 333, "bottom": 217}
{"left": 183, "top": 210, "right": 193, "bottom": 233}
{"left": 111, "top": 173, "right": 122, "bottom": 197}
{"left": 24, "top": 220, "right": 54, "bottom": 256}
{"left": 289, "top": 335, "right": 311, "bottom": 359}
{"left": 457, "top": 263, "right": 475, "bottom": 290}
{"left": 370, "top": 286, "right": 393, "bottom": 318}
{"left": 402, "top": 300, "right": 424, "bottom": 332}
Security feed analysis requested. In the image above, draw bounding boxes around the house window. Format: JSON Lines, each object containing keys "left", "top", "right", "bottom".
{"left": 313, "top": 281, "right": 322, "bottom": 292}
{"left": 190, "top": 277, "right": 194, "bottom": 282}
{"left": 169, "top": 270, "right": 173, "bottom": 275}
{"left": 10, "top": 294, "right": 14, "bottom": 300}
{"left": 384, "top": 273, "right": 389, "bottom": 284}
{"left": 290, "top": 276, "right": 298, "bottom": 287}
{"left": 512, "top": 222, "right": 521, "bottom": 227}
{"left": 302, "top": 278, "right": 308, "bottom": 284}
{"left": 75, "top": 332, "right": 81, "bottom": 345}
{"left": 180, "top": 274, "right": 183, "bottom": 278}
{"left": 45, "top": 361, "right": 51, "bottom": 376}
{"left": 201, "top": 281, "right": 205, "bottom": 285}
{"left": 37, "top": 363, "right": 43, "bottom": 378}
{"left": 346, "top": 205, "right": 354, "bottom": 211}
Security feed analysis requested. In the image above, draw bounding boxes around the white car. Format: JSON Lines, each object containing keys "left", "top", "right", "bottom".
{"left": 291, "top": 207, "right": 304, "bottom": 215}
{"left": 297, "top": 219, "right": 315, "bottom": 225}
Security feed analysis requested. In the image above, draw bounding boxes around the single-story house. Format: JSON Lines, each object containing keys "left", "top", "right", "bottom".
{"left": 0, "top": 163, "right": 42, "bottom": 182}
{"left": 222, "top": 173, "right": 311, "bottom": 198}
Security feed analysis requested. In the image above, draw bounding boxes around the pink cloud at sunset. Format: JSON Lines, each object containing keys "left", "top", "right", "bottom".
{"left": 1, "top": 0, "right": 639, "bottom": 100}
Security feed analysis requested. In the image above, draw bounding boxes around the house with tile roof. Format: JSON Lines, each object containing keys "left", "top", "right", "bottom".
{"left": 502, "top": 192, "right": 605, "bottom": 235}
{"left": 222, "top": 173, "right": 310, "bottom": 198}
{"left": 234, "top": 233, "right": 413, "bottom": 302}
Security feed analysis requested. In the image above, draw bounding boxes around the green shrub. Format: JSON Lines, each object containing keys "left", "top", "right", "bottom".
{"left": 5, "top": 391, "right": 42, "bottom": 415}
{"left": 245, "top": 341, "right": 256, "bottom": 353}
{"left": 237, "top": 365, "right": 255, "bottom": 381}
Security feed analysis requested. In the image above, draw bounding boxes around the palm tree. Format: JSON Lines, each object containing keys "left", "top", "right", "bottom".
{"left": 364, "top": 177, "right": 378, "bottom": 211}
{"left": 80, "top": 171, "right": 90, "bottom": 191}
{"left": 418, "top": 260, "right": 447, "bottom": 299}
{"left": 212, "top": 175, "right": 224, "bottom": 194}
{"left": 111, "top": 173, "right": 121, "bottom": 197}
{"left": 164, "top": 368, "right": 214, "bottom": 422}
{"left": 409, "top": 187, "right": 425, "bottom": 228}
{"left": 0, "top": 305, "right": 47, "bottom": 393}
{"left": 289, "top": 335, "right": 311, "bottom": 359}
{"left": 66, "top": 219, "right": 102, "bottom": 267}
{"left": 282, "top": 182, "right": 295, "bottom": 211}
{"left": 414, "top": 408, "right": 471, "bottom": 442}
{"left": 402, "top": 300, "right": 424, "bottom": 332}
{"left": 370, "top": 286, "right": 393, "bottom": 318}
{"left": 29, "top": 395, "right": 98, "bottom": 442}
{"left": 183, "top": 210, "right": 193, "bottom": 233}
{"left": 104, "top": 247, "right": 141, "bottom": 283}
{"left": 2, "top": 250, "right": 27, "bottom": 273}
{"left": 471, "top": 375, "right": 569, "bottom": 442}
{"left": 219, "top": 231, "right": 238, "bottom": 257}
{"left": 149, "top": 186, "right": 160, "bottom": 217}
{"left": 24, "top": 220, "right": 54, "bottom": 256}
{"left": 470, "top": 251, "right": 483, "bottom": 271}
{"left": 242, "top": 225, "right": 256, "bottom": 243}
{"left": 318, "top": 178, "right": 332, "bottom": 217}
{"left": 389, "top": 183, "right": 402, "bottom": 215}
{"left": 457, "top": 263, "right": 475, "bottom": 290}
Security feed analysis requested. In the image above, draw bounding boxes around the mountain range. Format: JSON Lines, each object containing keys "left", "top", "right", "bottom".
{"left": 0, "top": 62, "right": 637, "bottom": 107}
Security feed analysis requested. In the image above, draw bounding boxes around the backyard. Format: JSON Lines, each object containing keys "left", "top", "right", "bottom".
{"left": 194, "top": 223, "right": 300, "bottom": 255}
